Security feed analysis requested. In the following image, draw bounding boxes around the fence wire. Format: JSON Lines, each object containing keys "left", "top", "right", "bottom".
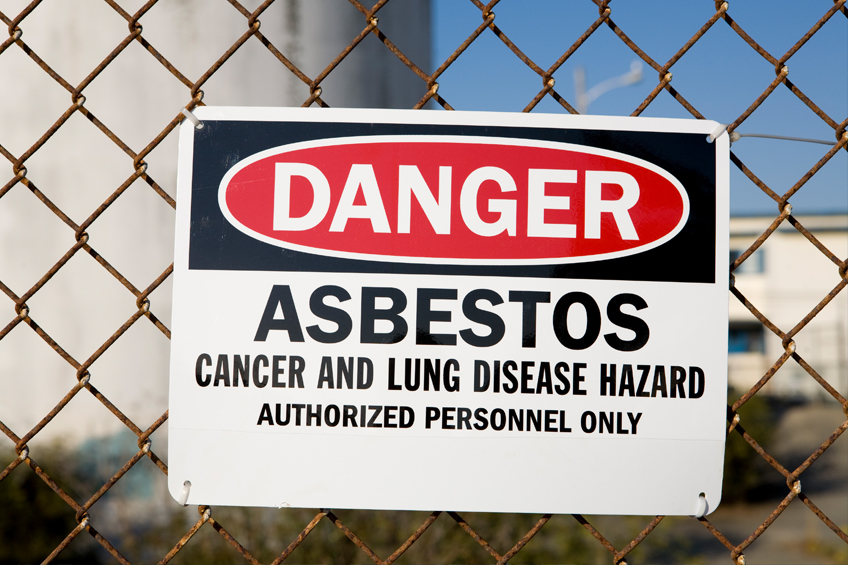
{"left": 0, "top": 0, "right": 846, "bottom": 564}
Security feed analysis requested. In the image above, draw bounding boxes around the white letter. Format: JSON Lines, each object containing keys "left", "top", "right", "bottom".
{"left": 273, "top": 163, "right": 331, "bottom": 231}
{"left": 397, "top": 165, "right": 451, "bottom": 234}
{"left": 527, "top": 168, "right": 577, "bottom": 238}
{"left": 585, "top": 171, "right": 639, "bottom": 240}
{"left": 329, "top": 164, "right": 391, "bottom": 233}
{"left": 459, "top": 166, "right": 517, "bottom": 237}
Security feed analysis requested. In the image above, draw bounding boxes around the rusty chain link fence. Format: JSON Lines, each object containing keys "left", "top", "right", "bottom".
{"left": 1, "top": 0, "right": 847, "bottom": 563}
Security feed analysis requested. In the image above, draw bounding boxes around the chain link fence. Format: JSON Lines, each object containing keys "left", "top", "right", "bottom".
{"left": 1, "top": 0, "right": 846, "bottom": 563}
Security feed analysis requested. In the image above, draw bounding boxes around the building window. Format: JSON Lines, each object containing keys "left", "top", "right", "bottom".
{"left": 730, "top": 249, "right": 764, "bottom": 274}
{"left": 728, "top": 322, "right": 765, "bottom": 354}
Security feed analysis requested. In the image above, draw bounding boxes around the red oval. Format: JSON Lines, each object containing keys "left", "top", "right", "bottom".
{"left": 219, "top": 136, "right": 688, "bottom": 264}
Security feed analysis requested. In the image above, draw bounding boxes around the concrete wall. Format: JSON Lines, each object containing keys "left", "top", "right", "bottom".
{"left": 0, "top": 0, "right": 431, "bottom": 446}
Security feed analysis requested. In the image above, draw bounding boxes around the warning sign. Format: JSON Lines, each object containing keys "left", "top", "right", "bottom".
{"left": 169, "top": 108, "right": 729, "bottom": 516}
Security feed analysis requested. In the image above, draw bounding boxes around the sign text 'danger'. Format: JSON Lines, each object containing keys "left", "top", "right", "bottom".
{"left": 220, "top": 136, "right": 689, "bottom": 264}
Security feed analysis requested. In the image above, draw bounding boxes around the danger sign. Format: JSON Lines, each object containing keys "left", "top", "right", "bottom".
{"left": 169, "top": 108, "right": 729, "bottom": 516}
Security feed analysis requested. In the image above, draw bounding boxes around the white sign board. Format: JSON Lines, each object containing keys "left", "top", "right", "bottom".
{"left": 169, "top": 108, "right": 729, "bottom": 516}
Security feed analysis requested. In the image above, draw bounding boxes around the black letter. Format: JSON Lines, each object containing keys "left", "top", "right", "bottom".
{"left": 474, "top": 408, "right": 489, "bottom": 430}
{"left": 343, "top": 405, "right": 358, "bottom": 427}
{"left": 502, "top": 360, "right": 518, "bottom": 393}
{"left": 553, "top": 292, "right": 601, "bottom": 350}
{"left": 306, "top": 285, "right": 352, "bottom": 343}
{"left": 361, "top": 287, "right": 408, "bottom": 343}
{"left": 444, "top": 359, "right": 460, "bottom": 392}
{"left": 257, "top": 403, "right": 273, "bottom": 425}
{"left": 272, "top": 355, "right": 286, "bottom": 388}
{"left": 254, "top": 285, "right": 304, "bottom": 342}
{"left": 388, "top": 358, "right": 401, "bottom": 390}
{"left": 581, "top": 411, "right": 596, "bottom": 433}
{"left": 252, "top": 355, "right": 269, "bottom": 387}
{"left": 325, "top": 405, "right": 340, "bottom": 427}
{"left": 290, "top": 356, "right": 305, "bottom": 388}
{"left": 195, "top": 354, "right": 211, "bottom": 386}
{"left": 318, "top": 357, "right": 333, "bottom": 389}
{"left": 636, "top": 365, "right": 651, "bottom": 397}
{"left": 425, "top": 407, "right": 440, "bottom": 429}
{"left": 600, "top": 363, "right": 615, "bottom": 396}
{"left": 628, "top": 412, "right": 642, "bottom": 435}
{"left": 474, "top": 360, "right": 490, "bottom": 392}
{"left": 400, "top": 406, "right": 415, "bottom": 428}
{"left": 357, "top": 357, "right": 373, "bottom": 389}
{"left": 509, "top": 291, "right": 551, "bottom": 348}
{"left": 573, "top": 363, "right": 587, "bottom": 395}
{"left": 460, "top": 289, "right": 505, "bottom": 347}
{"left": 554, "top": 362, "right": 570, "bottom": 395}
{"left": 214, "top": 355, "right": 230, "bottom": 387}
{"left": 275, "top": 403, "right": 290, "bottom": 425}
{"left": 521, "top": 361, "right": 535, "bottom": 394}
{"left": 233, "top": 356, "right": 249, "bottom": 387}
{"left": 417, "top": 288, "right": 457, "bottom": 345}
{"left": 604, "top": 293, "right": 649, "bottom": 351}
{"left": 689, "top": 367, "right": 705, "bottom": 398}
{"left": 671, "top": 366, "right": 686, "bottom": 398}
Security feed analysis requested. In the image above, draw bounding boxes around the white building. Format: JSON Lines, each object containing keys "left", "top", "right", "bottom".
{"left": 728, "top": 213, "right": 848, "bottom": 399}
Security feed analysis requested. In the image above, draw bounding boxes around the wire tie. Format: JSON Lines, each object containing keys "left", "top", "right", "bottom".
{"left": 181, "top": 108, "right": 204, "bottom": 130}
{"left": 78, "top": 373, "right": 90, "bottom": 387}
{"left": 18, "top": 446, "right": 29, "bottom": 461}
{"left": 733, "top": 132, "right": 834, "bottom": 145}
{"left": 179, "top": 480, "right": 192, "bottom": 506}
{"left": 11, "top": 29, "right": 22, "bottom": 40}
{"left": 728, "top": 412, "right": 741, "bottom": 434}
{"left": 141, "top": 439, "right": 151, "bottom": 453}
{"left": 736, "top": 555, "right": 745, "bottom": 565}
{"left": 792, "top": 480, "right": 801, "bottom": 493}
{"left": 202, "top": 507, "right": 211, "bottom": 521}
{"left": 18, "top": 305, "right": 29, "bottom": 319}
{"left": 691, "top": 492, "right": 708, "bottom": 517}
{"left": 707, "top": 123, "right": 727, "bottom": 143}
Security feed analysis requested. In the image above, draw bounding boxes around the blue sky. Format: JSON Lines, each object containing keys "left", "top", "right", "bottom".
{"left": 431, "top": 0, "right": 848, "bottom": 216}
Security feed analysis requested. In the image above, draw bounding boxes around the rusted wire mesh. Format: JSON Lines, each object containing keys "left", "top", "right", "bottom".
{"left": 1, "top": 0, "right": 846, "bottom": 563}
